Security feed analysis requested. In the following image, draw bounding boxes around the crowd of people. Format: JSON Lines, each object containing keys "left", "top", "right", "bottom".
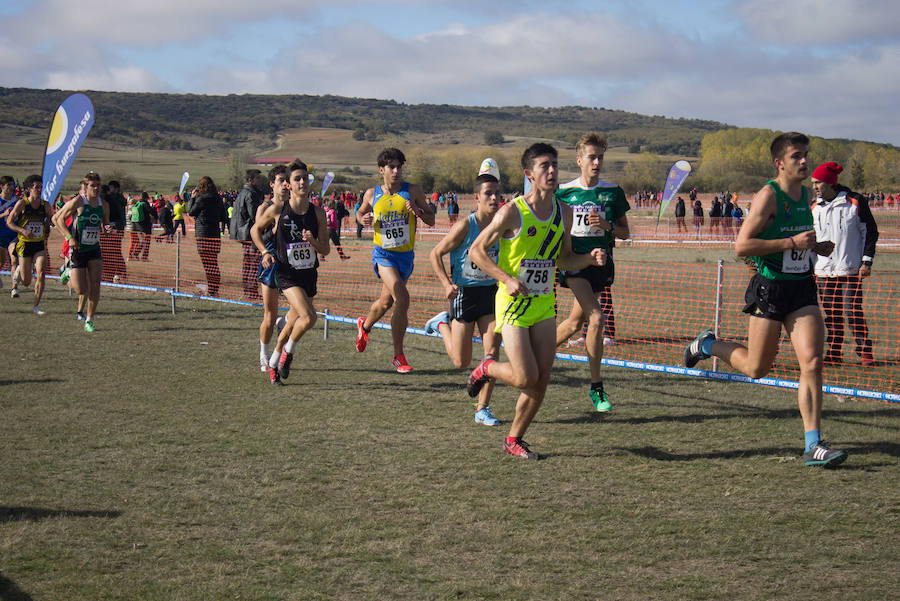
{"left": 0, "top": 130, "right": 883, "bottom": 466}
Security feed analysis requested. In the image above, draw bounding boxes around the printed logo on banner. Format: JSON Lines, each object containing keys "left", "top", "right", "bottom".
{"left": 41, "top": 93, "right": 95, "bottom": 204}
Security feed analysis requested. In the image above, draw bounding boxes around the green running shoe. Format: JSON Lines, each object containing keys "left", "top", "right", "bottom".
{"left": 590, "top": 385, "right": 612, "bottom": 412}
{"left": 83, "top": 320, "right": 96, "bottom": 333}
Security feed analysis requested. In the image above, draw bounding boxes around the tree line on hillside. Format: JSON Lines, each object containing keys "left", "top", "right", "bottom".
{"left": 696, "top": 128, "right": 900, "bottom": 192}
{"left": 0, "top": 87, "right": 722, "bottom": 155}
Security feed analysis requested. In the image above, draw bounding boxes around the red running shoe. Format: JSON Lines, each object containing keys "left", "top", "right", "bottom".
{"left": 267, "top": 365, "right": 282, "bottom": 386}
{"left": 503, "top": 438, "right": 539, "bottom": 460}
{"left": 392, "top": 354, "right": 413, "bottom": 373}
{"left": 278, "top": 350, "right": 293, "bottom": 380}
{"left": 356, "top": 317, "right": 368, "bottom": 352}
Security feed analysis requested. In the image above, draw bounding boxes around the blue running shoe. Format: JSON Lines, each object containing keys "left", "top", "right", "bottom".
{"left": 684, "top": 329, "right": 715, "bottom": 368}
{"left": 425, "top": 311, "right": 449, "bottom": 335}
{"left": 803, "top": 440, "right": 848, "bottom": 467}
{"left": 474, "top": 407, "right": 500, "bottom": 426}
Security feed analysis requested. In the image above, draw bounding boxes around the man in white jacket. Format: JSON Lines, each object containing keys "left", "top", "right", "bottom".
{"left": 810, "top": 161, "right": 879, "bottom": 366}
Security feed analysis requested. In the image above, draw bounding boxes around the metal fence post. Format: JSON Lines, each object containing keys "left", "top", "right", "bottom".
{"left": 172, "top": 231, "right": 180, "bottom": 315}
{"left": 323, "top": 308, "right": 329, "bottom": 340}
{"left": 713, "top": 259, "right": 724, "bottom": 372}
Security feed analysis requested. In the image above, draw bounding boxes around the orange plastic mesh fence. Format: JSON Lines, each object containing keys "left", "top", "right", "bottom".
{"left": 40, "top": 223, "right": 900, "bottom": 400}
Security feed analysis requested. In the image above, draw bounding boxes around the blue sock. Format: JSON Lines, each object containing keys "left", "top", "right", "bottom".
{"left": 805, "top": 429, "right": 820, "bottom": 452}
{"left": 701, "top": 336, "right": 714, "bottom": 356}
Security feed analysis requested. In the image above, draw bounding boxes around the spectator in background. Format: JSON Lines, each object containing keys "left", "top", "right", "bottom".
{"left": 157, "top": 199, "right": 175, "bottom": 243}
{"left": 810, "top": 161, "right": 879, "bottom": 366}
{"left": 103, "top": 180, "right": 128, "bottom": 282}
{"left": 325, "top": 199, "right": 350, "bottom": 260}
{"left": 230, "top": 169, "right": 264, "bottom": 300}
{"left": 709, "top": 196, "right": 723, "bottom": 236}
{"left": 448, "top": 194, "right": 460, "bottom": 224}
{"left": 189, "top": 176, "right": 226, "bottom": 297}
{"left": 674, "top": 195, "right": 687, "bottom": 233}
{"left": 722, "top": 194, "right": 734, "bottom": 239}
{"left": 692, "top": 199, "right": 704, "bottom": 236}
{"left": 129, "top": 191, "right": 155, "bottom": 261}
{"left": 354, "top": 194, "right": 364, "bottom": 239}
{"left": 732, "top": 203, "right": 745, "bottom": 230}
{"left": 172, "top": 194, "right": 187, "bottom": 237}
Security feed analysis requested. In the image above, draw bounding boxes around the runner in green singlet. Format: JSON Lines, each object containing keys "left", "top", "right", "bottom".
{"left": 554, "top": 132, "right": 631, "bottom": 412}
{"left": 684, "top": 132, "right": 848, "bottom": 467}
{"left": 52, "top": 172, "right": 110, "bottom": 332}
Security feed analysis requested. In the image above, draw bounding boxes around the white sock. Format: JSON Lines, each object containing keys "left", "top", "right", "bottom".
{"left": 260, "top": 341, "right": 270, "bottom": 358}
{"left": 284, "top": 338, "right": 296, "bottom": 354}
{"left": 276, "top": 315, "right": 287, "bottom": 331}
{"left": 269, "top": 352, "right": 280, "bottom": 368}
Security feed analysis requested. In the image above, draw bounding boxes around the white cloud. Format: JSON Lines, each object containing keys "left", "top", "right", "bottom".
{"left": 734, "top": 0, "right": 900, "bottom": 46}
{"left": 3, "top": 3, "right": 900, "bottom": 145}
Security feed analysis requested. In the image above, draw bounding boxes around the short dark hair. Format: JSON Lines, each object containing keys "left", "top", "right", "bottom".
{"left": 268, "top": 164, "right": 288, "bottom": 183}
{"left": 245, "top": 169, "right": 262, "bottom": 182}
{"left": 377, "top": 147, "right": 406, "bottom": 167}
{"left": 287, "top": 161, "right": 309, "bottom": 178}
{"left": 770, "top": 132, "right": 809, "bottom": 160}
{"left": 82, "top": 172, "right": 101, "bottom": 185}
{"left": 108, "top": 180, "right": 120, "bottom": 189}
{"left": 0, "top": 176, "right": 14, "bottom": 186}
{"left": 23, "top": 174, "right": 42, "bottom": 189}
{"left": 473, "top": 173, "right": 499, "bottom": 195}
{"left": 521, "top": 143, "right": 557, "bottom": 170}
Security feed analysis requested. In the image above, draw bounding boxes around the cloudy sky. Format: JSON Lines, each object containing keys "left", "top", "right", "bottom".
{"left": 3, "top": 0, "right": 900, "bottom": 145}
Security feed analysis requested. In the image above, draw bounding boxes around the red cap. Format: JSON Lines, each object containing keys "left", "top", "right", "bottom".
{"left": 811, "top": 161, "right": 842, "bottom": 185}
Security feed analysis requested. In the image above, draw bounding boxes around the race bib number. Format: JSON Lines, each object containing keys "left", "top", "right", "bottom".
{"left": 380, "top": 219, "right": 410, "bottom": 249}
{"left": 571, "top": 206, "right": 600, "bottom": 237}
{"left": 518, "top": 259, "right": 554, "bottom": 296}
{"left": 462, "top": 248, "right": 499, "bottom": 282}
{"left": 25, "top": 221, "right": 44, "bottom": 239}
{"left": 782, "top": 248, "right": 810, "bottom": 273}
{"left": 80, "top": 226, "right": 100, "bottom": 246}
{"left": 287, "top": 241, "right": 315, "bottom": 269}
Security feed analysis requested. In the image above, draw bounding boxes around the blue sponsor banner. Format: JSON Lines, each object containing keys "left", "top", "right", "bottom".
{"left": 321, "top": 171, "right": 335, "bottom": 196}
{"left": 41, "top": 93, "right": 95, "bottom": 204}
{"left": 657, "top": 160, "right": 691, "bottom": 227}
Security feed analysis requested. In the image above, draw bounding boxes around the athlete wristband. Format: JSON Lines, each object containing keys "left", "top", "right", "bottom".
{"left": 65, "top": 233, "right": 73, "bottom": 241}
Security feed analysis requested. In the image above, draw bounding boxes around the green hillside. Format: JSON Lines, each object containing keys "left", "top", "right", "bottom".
{"left": 0, "top": 87, "right": 726, "bottom": 156}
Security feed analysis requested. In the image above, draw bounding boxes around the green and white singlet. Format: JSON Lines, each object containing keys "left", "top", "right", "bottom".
{"left": 752, "top": 181, "right": 813, "bottom": 280}
{"left": 74, "top": 202, "right": 104, "bottom": 253}
{"left": 555, "top": 178, "right": 629, "bottom": 254}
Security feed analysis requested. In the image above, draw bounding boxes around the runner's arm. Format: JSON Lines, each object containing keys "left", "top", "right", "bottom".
{"left": 5, "top": 199, "right": 27, "bottom": 236}
{"left": 52, "top": 198, "right": 82, "bottom": 250}
{"left": 251, "top": 202, "right": 280, "bottom": 267}
{"left": 408, "top": 184, "right": 435, "bottom": 227}
{"left": 735, "top": 185, "right": 816, "bottom": 256}
{"left": 356, "top": 188, "right": 374, "bottom": 227}
{"left": 429, "top": 218, "right": 469, "bottom": 299}
{"left": 470, "top": 202, "right": 524, "bottom": 295}
{"left": 304, "top": 205, "right": 330, "bottom": 256}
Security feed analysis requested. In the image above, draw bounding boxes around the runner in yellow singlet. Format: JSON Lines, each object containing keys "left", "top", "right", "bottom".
{"left": 354, "top": 148, "right": 435, "bottom": 373}
{"left": 5, "top": 175, "right": 52, "bottom": 314}
{"left": 466, "top": 143, "right": 607, "bottom": 460}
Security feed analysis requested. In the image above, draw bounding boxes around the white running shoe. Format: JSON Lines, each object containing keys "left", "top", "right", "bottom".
{"left": 33, "top": 306, "right": 45, "bottom": 316}
{"left": 603, "top": 337, "right": 616, "bottom": 346}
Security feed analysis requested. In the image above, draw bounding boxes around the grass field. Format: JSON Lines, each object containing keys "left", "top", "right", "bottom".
{"left": 1, "top": 286, "right": 898, "bottom": 600}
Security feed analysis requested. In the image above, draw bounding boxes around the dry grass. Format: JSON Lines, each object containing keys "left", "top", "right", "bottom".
{"left": 0, "top": 286, "right": 897, "bottom": 600}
